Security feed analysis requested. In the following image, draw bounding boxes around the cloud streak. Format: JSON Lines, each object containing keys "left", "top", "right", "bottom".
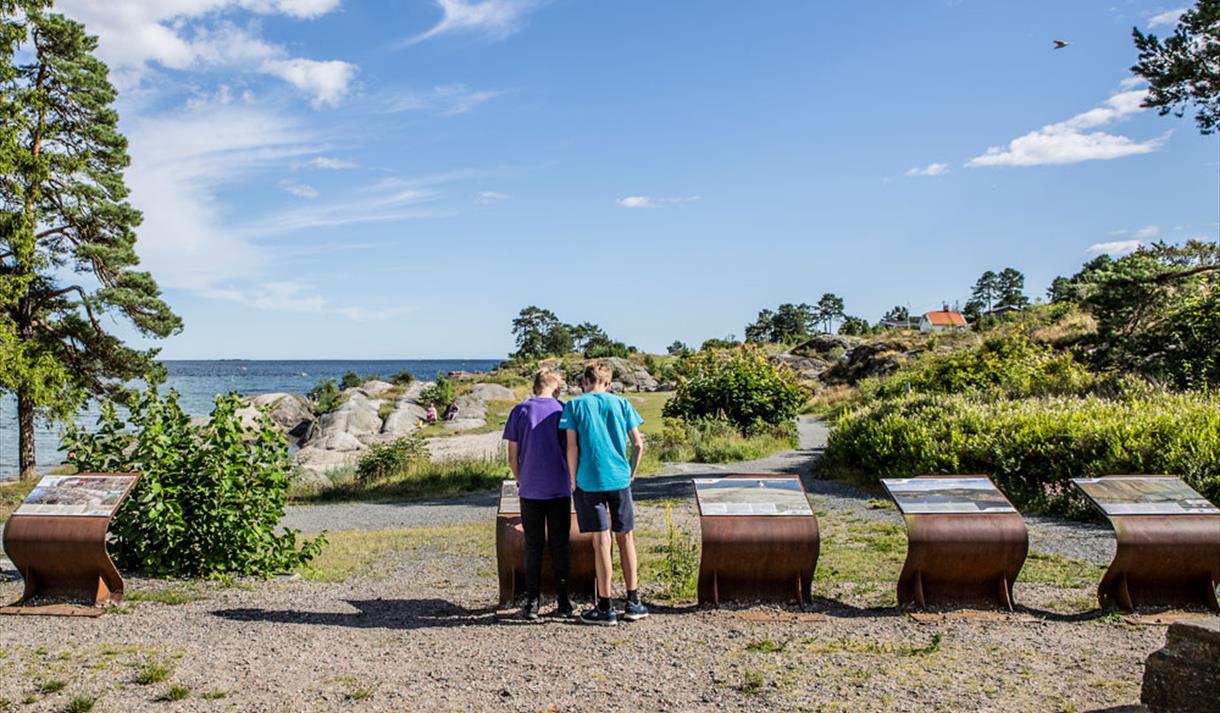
{"left": 906, "top": 162, "right": 949, "bottom": 177}
{"left": 401, "top": 0, "right": 539, "bottom": 46}
{"left": 617, "top": 195, "right": 702, "bottom": 209}
{"left": 967, "top": 88, "right": 1167, "bottom": 167}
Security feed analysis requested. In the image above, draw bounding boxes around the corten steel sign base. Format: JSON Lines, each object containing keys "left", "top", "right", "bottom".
{"left": 1073, "top": 475, "right": 1220, "bottom": 613}
{"left": 883, "top": 476, "right": 1028, "bottom": 611}
{"left": 694, "top": 475, "right": 820, "bottom": 607}
{"left": 2, "top": 473, "right": 139, "bottom": 612}
{"left": 495, "top": 482, "right": 594, "bottom": 606}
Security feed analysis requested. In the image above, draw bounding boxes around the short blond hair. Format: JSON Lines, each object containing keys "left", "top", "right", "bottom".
{"left": 533, "top": 368, "right": 563, "bottom": 395}
{"left": 581, "top": 361, "right": 613, "bottom": 387}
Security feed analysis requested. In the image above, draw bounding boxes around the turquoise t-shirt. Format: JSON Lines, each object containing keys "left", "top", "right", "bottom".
{"left": 558, "top": 392, "right": 644, "bottom": 492}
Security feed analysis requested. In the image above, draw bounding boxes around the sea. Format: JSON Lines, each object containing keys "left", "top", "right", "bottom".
{"left": 0, "top": 359, "right": 502, "bottom": 478}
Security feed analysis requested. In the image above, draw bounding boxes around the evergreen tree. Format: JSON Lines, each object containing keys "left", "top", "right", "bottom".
{"left": 510, "top": 306, "right": 561, "bottom": 359}
{"left": 1, "top": 1, "right": 181, "bottom": 479}
{"left": 1131, "top": 0, "right": 1220, "bottom": 134}
{"left": 969, "top": 270, "right": 1001, "bottom": 313}
{"left": 744, "top": 308, "right": 775, "bottom": 343}
{"left": 838, "top": 315, "right": 871, "bottom": 336}
{"left": 995, "top": 267, "right": 1029, "bottom": 309}
{"left": 881, "top": 305, "right": 910, "bottom": 325}
{"left": 816, "top": 293, "right": 845, "bottom": 333}
{"left": 772, "top": 302, "right": 816, "bottom": 342}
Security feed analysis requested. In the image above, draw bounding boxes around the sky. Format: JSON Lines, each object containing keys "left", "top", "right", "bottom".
{"left": 50, "top": 0, "right": 1220, "bottom": 359}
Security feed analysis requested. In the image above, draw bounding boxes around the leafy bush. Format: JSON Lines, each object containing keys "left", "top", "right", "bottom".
{"left": 389, "top": 369, "right": 415, "bottom": 385}
{"left": 823, "top": 390, "right": 1220, "bottom": 516}
{"left": 652, "top": 417, "right": 798, "bottom": 464}
{"left": 307, "top": 377, "right": 341, "bottom": 414}
{"left": 62, "top": 385, "right": 325, "bottom": 578}
{"left": 648, "top": 504, "right": 698, "bottom": 602}
{"left": 340, "top": 370, "right": 363, "bottom": 389}
{"left": 418, "top": 372, "right": 456, "bottom": 410}
{"left": 356, "top": 435, "right": 430, "bottom": 483}
{"left": 663, "top": 345, "right": 805, "bottom": 434}
{"left": 299, "top": 457, "right": 509, "bottom": 502}
{"left": 584, "top": 340, "right": 631, "bottom": 359}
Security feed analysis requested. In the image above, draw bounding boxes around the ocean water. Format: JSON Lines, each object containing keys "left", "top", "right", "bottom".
{"left": 0, "top": 359, "right": 501, "bottom": 477}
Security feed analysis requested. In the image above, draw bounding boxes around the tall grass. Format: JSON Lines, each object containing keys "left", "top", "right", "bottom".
{"left": 824, "top": 390, "right": 1220, "bottom": 516}
{"left": 293, "top": 457, "right": 510, "bottom": 503}
{"left": 651, "top": 418, "right": 798, "bottom": 464}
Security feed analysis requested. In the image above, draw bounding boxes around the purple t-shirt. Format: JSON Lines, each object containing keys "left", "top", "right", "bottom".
{"left": 502, "top": 398, "right": 570, "bottom": 500}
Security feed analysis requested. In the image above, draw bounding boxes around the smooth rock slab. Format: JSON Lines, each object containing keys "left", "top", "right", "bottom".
{"left": 1140, "top": 617, "right": 1220, "bottom": 713}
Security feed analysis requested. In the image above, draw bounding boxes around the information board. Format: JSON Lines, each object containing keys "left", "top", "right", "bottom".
{"left": 693, "top": 477, "right": 812, "bottom": 516}
{"left": 882, "top": 477, "right": 1017, "bottom": 515}
{"left": 1072, "top": 476, "right": 1219, "bottom": 516}
{"left": 498, "top": 480, "right": 521, "bottom": 514}
{"left": 13, "top": 475, "right": 138, "bottom": 517}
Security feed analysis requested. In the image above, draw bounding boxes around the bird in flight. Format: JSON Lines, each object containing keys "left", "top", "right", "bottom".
{"left": 1053, "top": 40, "right": 1070, "bottom": 49}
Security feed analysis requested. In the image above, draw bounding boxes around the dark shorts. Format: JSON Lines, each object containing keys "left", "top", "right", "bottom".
{"left": 573, "top": 487, "right": 635, "bottom": 533}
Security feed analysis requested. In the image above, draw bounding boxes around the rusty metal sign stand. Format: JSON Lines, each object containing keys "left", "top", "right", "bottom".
{"left": 694, "top": 475, "right": 820, "bottom": 607}
{"left": 1, "top": 473, "right": 139, "bottom": 616}
{"left": 883, "top": 475, "right": 1028, "bottom": 611}
{"left": 495, "top": 481, "right": 594, "bottom": 607}
{"left": 1072, "top": 475, "right": 1220, "bottom": 613}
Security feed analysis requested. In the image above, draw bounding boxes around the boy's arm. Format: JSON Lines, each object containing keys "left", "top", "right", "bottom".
{"left": 506, "top": 441, "right": 520, "bottom": 481}
{"left": 628, "top": 427, "right": 644, "bottom": 480}
{"left": 565, "top": 430, "right": 579, "bottom": 492}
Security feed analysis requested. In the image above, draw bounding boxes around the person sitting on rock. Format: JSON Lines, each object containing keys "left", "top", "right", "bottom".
{"left": 425, "top": 403, "right": 438, "bottom": 424}
{"left": 444, "top": 401, "right": 460, "bottom": 421}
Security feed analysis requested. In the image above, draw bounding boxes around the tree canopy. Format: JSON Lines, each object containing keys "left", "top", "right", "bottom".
{"left": 1131, "top": 0, "right": 1220, "bottom": 134}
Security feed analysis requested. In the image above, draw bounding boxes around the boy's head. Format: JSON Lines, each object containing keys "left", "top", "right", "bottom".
{"left": 532, "top": 368, "right": 563, "bottom": 397}
{"left": 580, "top": 361, "right": 614, "bottom": 392}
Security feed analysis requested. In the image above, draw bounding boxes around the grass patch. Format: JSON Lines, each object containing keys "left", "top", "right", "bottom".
{"left": 200, "top": 690, "right": 226, "bottom": 700}
{"left": 745, "top": 639, "right": 787, "bottom": 654}
{"left": 299, "top": 521, "right": 493, "bottom": 582}
{"left": 1018, "top": 550, "right": 1105, "bottom": 588}
{"left": 803, "top": 631, "right": 944, "bottom": 657}
{"left": 133, "top": 663, "right": 172, "bottom": 685}
{"left": 626, "top": 392, "right": 672, "bottom": 439}
{"left": 125, "top": 588, "right": 205, "bottom": 606}
{"left": 735, "top": 669, "right": 766, "bottom": 696}
{"left": 61, "top": 697, "right": 94, "bottom": 713}
{"left": 0, "top": 480, "right": 36, "bottom": 521}
{"left": 639, "top": 504, "right": 699, "bottom": 602}
{"left": 155, "top": 685, "right": 190, "bottom": 702}
{"left": 813, "top": 518, "right": 906, "bottom": 598}
{"left": 37, "top": 681, "right": 66, "bottom": 695}
{"left": 292, "top": 457, "right": 509, "bottom": 504}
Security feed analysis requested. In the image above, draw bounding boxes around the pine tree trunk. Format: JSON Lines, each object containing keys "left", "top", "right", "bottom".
{"left": 17, "top": 388, "right": 37, "bottom": 481}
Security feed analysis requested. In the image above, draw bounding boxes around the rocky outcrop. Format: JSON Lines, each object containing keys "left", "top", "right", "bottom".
{"left": 357, "top": 380, "right": 395, "bottom": 398}
{"left": 237, "top": 393, "right": 315, "bottom": 443}
{"left": 770, "top": 336, "right": 916, "bottom": 388}
{"left": 468, "top": 383, "right": 515, "bottom": 402}
{"left": 382, "top": 400, "right": 427, "bottom": 437}
{"left": 312, "top": 391, "right": 382, "bottom": 448}
{"left": 1141, "top": 618, "right": 1220, "bottom": 712}
{"left": 443, "top": 394, "right": 488, "bottom": 431}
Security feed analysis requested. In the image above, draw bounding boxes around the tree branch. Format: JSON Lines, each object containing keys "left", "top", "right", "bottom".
{"left": 39, "top": 285, "right": 103, "bottom": 334}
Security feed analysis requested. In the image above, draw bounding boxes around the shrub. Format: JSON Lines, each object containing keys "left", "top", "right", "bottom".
{"left": 663, "top": 345, "right": 804, "bottom": 434}
{"left": 307, "top": 377, "right": 341, "bottom": 414}
{"left": 302, "top": 457, "right": 510, "bottom": 502}
{"left": 651, "top": 417, "right": 798, "bottom": 464}
{"left": 823, "top": 390, "right": 1220, "bottom": 516}
{"left": 389, "top": 369, "right": 415, "bottom": 385}
{"left": 62, "top": 384, "right": 326, "bottom": 578}
{"left": 340, "top": 370, "right": 363, "bottom": 390}
{"left": 356, "top": 436, "right": 430, "bottom": 483}
{"left": 418, "top": 373, "right": 456, "bottom": 410}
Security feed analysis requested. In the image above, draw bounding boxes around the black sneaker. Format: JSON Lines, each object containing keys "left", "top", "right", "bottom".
{"left": 555, "top": 596, "right": 578, "bottom": 619}
{"left": 520, "top": 597, "right": 540, "bottom": 621}
{"left": 579, "top": 607, "right": 618, "bottom": 626}
{"left": 622, "top": 600, "right": 649, "bottom": 621}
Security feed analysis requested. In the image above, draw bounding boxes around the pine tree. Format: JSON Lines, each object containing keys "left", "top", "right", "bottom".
{"left": 816, "top": 293, "right": 845, "bottom": 333}
{"left": 0, "top": 1, "right": 181, "bottom": 479}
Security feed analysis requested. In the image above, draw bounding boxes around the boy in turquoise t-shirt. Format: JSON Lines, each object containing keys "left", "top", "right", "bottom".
{"left": 559, "top": 361, "right": 648, "bottom": 625}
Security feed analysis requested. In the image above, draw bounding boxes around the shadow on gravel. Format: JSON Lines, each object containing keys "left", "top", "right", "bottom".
{"left": 213, "top": 598, "right": 501, "bottom": 630}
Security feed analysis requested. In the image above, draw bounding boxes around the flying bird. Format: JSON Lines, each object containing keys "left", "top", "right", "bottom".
{"left": 1053, "top": 40, "right": 1069, "bottom": 49}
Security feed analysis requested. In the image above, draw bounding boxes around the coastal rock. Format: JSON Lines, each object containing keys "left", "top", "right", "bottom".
{"left": 310, "top": 391, "right": 381, "bottom": 448}
{"left": 236, "top": 393, "right": 315, "bottom": 443}
{"left": 293, "top": 446, "right": 360, "bottom": 478}
{"left": 469, "top": 383, "right": 516, "bottom": 402}
{"left": 790, "top": 334, "right": 856, "bottom": 360}
{"left": 442, "top": 394, "right": 488, "bottom": 431}
{"left": 358, "top": 380, "right": 395, "bottom": 398}
{"left": 382, "top": 401, "right": 427, "bottom": 436}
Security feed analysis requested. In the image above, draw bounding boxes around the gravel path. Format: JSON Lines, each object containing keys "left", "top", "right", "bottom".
{"left": 287, "top": 418, "right": 1119, "bottom": 567}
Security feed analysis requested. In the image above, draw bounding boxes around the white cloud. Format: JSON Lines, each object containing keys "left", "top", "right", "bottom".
{"left": 243, "top": 182, "right": 441, "bottom": 236}
{"left": 386, "top": 84, "right": 502, "bottom": 116}
{"left": 201, "top": 281, "right": 411, "bottom": 322}
{"left": 279, "top": 179, "right": 319, "bottom": 198}
{"left": 967, "top": 88, "right": 1167, "bottom": 167}
{"left": 307, "top": 156, "right": 357, "bottom": 169}
{"left": 401, "top": 0, "right": 539, "bottom": 46}
{"left": 1133, "top": 225, "right": 1160, "bottom": 239}
{"left": 906, "top": 162, "right": 949, "bottom": 177}
{"left": 1119, "top": 76, "right": 1146, "bottom": 90}
{"left": 1148, "top": 8, "right": 1186, "bottom": 28}
{"left": 617, "top": 195, "right": 702, "bottom": 208}
{"left": 1086, "top": 240, "right": 1143, "bottom": 256}
{"left": 478, "top": 191, "right": 511, "bottom": 203}
{"left": 261, "top": 58, "right": 358, "bottom": 107}
{"left": 57, "top": 1, "right": 355, "bottom": 106}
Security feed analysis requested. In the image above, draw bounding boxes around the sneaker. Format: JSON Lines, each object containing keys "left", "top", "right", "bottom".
{"left": 622, "top": 599, "right": 650, "bottom": 621}
{"left": 579, "top": 607, "right": 618, "bottom": 626}
{"left": 555, "top": 596, "right": 578, "bottom": 619}
{"left": 520, "top": 597, "right": 540, "bottom": 621}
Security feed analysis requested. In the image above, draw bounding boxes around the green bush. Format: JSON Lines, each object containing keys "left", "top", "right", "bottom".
{"left": 389, "top": 369, "right": 415, "bottom": 385}
{"left": 824, "top": 390, "right": 1220, "bottom": 516}
{"left": 652, "top": 417, "right": 798, "bottom": 464}
{"left": 340, "top": 370, "right": 363, "bottom": 390}
{"left": 301, "top": 457, "right": 510, "bottom": 502}
{"left": 62, "top": 385, "right": 325, "bottom": 578}
{"left": 356, "top": 435, "right": 430, "bottom": 483}
{"left": 663, "top": 345, "right": 804, "bottom": 434}
{"left": 418, "top": 372, "right": 456, "bottom": 410}
{"left": 307, "top": 377, "right": 341, "bottom": 414}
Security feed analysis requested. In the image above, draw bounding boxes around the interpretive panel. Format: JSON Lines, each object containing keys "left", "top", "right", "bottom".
{"left": 1072, "top": 476, "right": 1219, "bottom": 516}
{"left": 14, "top": 475, "right": 138, "bottom": 518}
{"left": 498, "top": 480, "right": 521, "bottom": 515}
{"left": 882, "top": 477, "right": 1017, "bottom": 515}
{"left": 693, "top": 477, "right": 812, "bottom": 516}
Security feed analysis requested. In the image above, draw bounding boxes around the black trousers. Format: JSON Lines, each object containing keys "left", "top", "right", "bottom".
{"left": 521, "top": 496, "right": 571, "bottom": 599}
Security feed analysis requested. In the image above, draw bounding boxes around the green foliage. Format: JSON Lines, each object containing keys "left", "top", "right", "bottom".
{"left": 418, "top": 372, "right": 455, "bottom": 410}
{"left": 663, "top": 346, "right": 805, "bottom": 433}
{"left": 863, "top": 331, "right": 1096, "bottom": 401}
{"left": 653, "top": 417, "right": 797, "bottom": 463}
{"left": 339, "top": 370, "right": 363, "bottom": 390}
{"left": 37, "top": 681, "right": 65, "bottom": 695}
{"left": 584, "top": 340, "right": 631, "bottom": 358}
{"left": 666, "top": 340, "right": 690, "bottom": 356}
{"left": 296, "top": 457, "right": 510, "bottom": 503}
{"left": 389, "top": 369, "right": 415, "bottom": 385}
{"left": 62, "top": 383, "right": 325, "bottom": 578}
{"left": 307, "top": 377, "right": 340, "bottom": 414}
{"left": 155, "top": 685, "right": 190, "bottom": 703}
{"left": 824, "top": 390, "right": 1220, "bottom": 515}
{"left": 0, "top": 3, "right": 182, "bottom": 477}
{"left": 816, "top": 293, "right": 846, "bottom": 333}
{"left": 648, "top": 503, "right": 698, "bottom": 601}
{"left": 356, "top": 435, "right": 429, "bottom": 483}
{"left": 133, "top": 664, "right": 171, "bottom": 685}
{"left": 745, "top": 303, "right": 817, "bottom": 343}
{"left": 699, "top": 336, "right": 741, "bottom": 351}
{"left": 838, "top": 315, "right": 871, "bottom": 336}
{"left": 1131, "top": 0, "right": 1220, "bottom": 134}
{"left": 61, "top": 697, "right": 94, "bottom": 713}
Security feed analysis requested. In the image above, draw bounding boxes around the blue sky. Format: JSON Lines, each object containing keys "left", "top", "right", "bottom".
{"left": 57, "top": 0, "right": 1219, "bottom": 359}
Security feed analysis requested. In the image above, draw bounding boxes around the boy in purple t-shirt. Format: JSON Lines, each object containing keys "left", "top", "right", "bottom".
{"left": 502, "top": 368, "right": 574, "bottom": 620}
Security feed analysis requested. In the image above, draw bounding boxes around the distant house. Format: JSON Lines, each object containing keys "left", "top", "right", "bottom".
{"left": 879, "top": 317, "right": 921, "bottom": 330}
{"left": 920, "top": 307, "right": 968, "bottom": 333}
{"left": 983, "top": 304, "right": 1024, "bottom": 318}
